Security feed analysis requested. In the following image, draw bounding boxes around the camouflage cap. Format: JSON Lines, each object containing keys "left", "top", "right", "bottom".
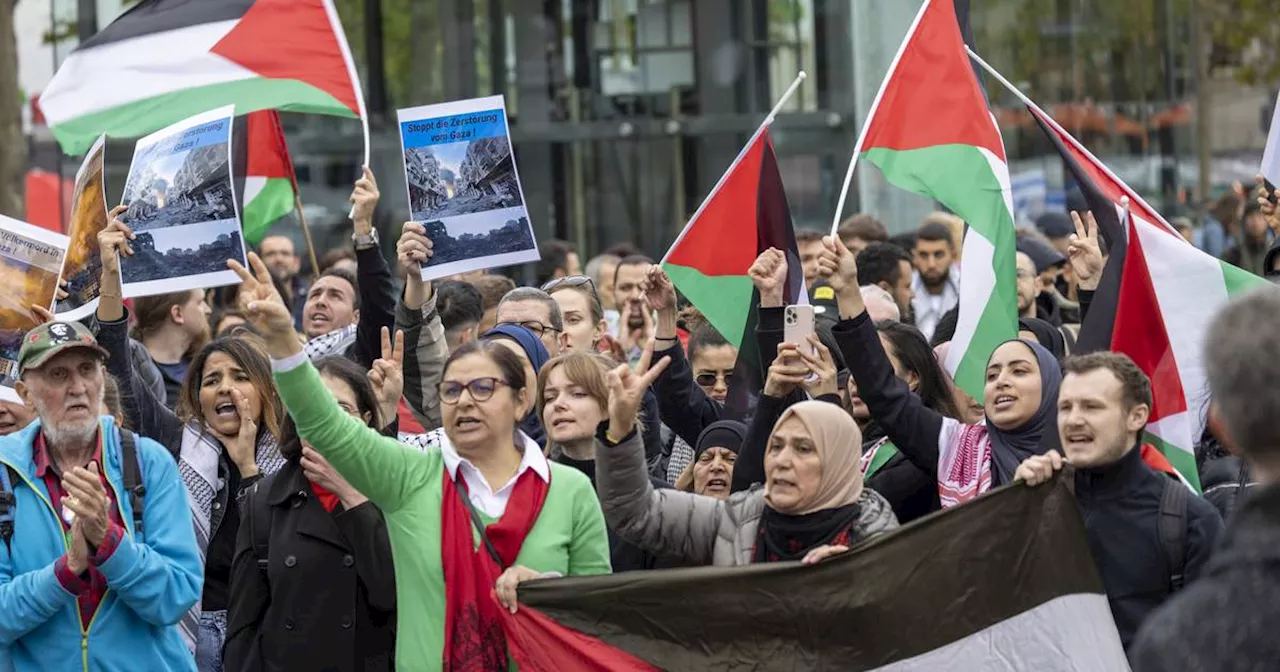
{"left": 18, "top": 321, "right": 110, "bottom": 375}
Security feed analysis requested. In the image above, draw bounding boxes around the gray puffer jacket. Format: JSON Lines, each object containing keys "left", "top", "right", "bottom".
{"left": 596, "top": 429, "right": 899, "bottom": 566}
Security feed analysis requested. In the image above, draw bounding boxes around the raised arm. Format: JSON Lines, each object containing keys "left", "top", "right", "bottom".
{"left": 230, "top": 253, "right": 435, "bottom": 513}
{"left": 93, "top": 212, "right": 184, "bottom": 450}
{"left": 349, "top": 167, "right": 396, "bottom": 369}
{"left": 396, "top": 221, "right": 446, "bottom": 431}
{"left": 819, "top": 237, "right": 946, "bottom": 477}
{"left": 647, "top": 266, "right": 722, "bottom": 446}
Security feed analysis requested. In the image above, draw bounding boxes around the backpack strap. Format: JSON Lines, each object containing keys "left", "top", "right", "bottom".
{"left": 0, "top": 465, "right": 15, "bottom": 551}
{"left": 119, "top": 429, "right": 146, "bottom": 544}
{"left": 1158, "top": 477, "right": 1188, "bottom": 592}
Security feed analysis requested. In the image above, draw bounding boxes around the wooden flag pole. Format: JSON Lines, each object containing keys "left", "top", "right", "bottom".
{"left": 294, "top": 193, "right": 321, "bottom": 275}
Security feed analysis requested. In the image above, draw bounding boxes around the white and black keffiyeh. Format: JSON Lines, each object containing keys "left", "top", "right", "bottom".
{"left": 177, "top": 422, "right": 285, "bottom": 652}
{"left": 304, "top": 324, "right": 358, "bottom": 362}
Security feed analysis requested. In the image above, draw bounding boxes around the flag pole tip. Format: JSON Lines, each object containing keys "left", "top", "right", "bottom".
{"left": 797, "top": 71, "right": 807, "bottom": 81}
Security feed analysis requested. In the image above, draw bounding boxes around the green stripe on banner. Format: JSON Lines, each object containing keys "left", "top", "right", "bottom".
{"left": 1143, "top": 430, "right": 1202, "bottom": 493}
{"left": 243, "top": 177, "right": 296, "bottom": 246}
{"left": 50, "top": 78, "right": 355, "bottom": 154}
{"left": 662, "top": 263, "right": 756, "bottom": 349}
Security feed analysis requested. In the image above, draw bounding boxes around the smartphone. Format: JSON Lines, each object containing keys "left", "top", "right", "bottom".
{"left": 784, "top": 304, "right": 817, "bottom": 356}
{"left": 1265, "top": 178, "right": 1279, "bottom": 206}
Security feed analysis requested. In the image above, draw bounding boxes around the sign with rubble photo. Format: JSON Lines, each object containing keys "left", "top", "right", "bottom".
{"left": 397, "top": 95, "right": 538, "bottom": 281}
{"left": 0, "top": 216, "right": 68, "bottom": 402}
{"left": 119, "top": 105, "right": 245, "bottom": 298}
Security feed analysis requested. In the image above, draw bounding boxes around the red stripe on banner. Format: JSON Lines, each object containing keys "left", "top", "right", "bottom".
{"left": 497, "top": 595, "right": 661, "bottom": 672}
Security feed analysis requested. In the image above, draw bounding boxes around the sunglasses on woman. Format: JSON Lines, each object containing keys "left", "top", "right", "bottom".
{"left": 541, "top": 275, "right": 597, "bottom": 294}
{"left": 438, "top": 378, "right": 510, "bottom": 404}
{"left": 695, "top": 371, "right": 734, "bottom": 388}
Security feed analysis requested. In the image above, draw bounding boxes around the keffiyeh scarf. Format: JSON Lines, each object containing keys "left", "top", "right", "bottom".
{"left": 304, "top": 324, "right": 358, "bottom": 361}
{"left": 177, "top": 422, "right": 285, "bottom": 652}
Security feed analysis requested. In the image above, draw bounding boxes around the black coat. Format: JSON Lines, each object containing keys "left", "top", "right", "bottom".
{"left": 1073, "top": 447, "right": 1223, "bottom": 650}
{"left": 1130, "top": 483, "right": 1280, "bottom": 671}
{"left": 225, "top": 462, "right": 397, "bottom": 672}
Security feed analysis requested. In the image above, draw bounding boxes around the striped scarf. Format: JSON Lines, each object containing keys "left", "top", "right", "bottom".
{"left": 176, "top": 422, "right": 285, "bottom": 653}
{"left": 937, "top": 420, "right": 993, "bottom": 509}
{"left": 304, "top": 324, "right": 357, "bottom": 362}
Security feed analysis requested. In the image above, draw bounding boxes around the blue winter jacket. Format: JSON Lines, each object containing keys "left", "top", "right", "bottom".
{"left": 0, "top": 417, "right": 201, "bottom": 672}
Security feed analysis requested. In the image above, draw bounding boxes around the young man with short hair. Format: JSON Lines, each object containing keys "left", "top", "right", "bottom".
{"left": 837, "top": 213, "right": 889, "bottom": 254}
{"left": 856, "top": 242, "right": 915, "bottom": 322}
{"left": 910, "top": 219, "right": 960, "bottom": 342}
{"left": 795, "top": 228, "right": 826, "bottom": 286}
{"left": 1016, "top": 351, "right": 1223, "bottom": 650}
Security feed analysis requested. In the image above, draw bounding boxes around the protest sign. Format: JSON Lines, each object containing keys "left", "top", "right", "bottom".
{"left": 398, "top": 95, "right": 537, "bottom": 280}
{"left": 119, "top": 105, "right": 244, "bottom": 298}
{"left": 0, "top": 217, "right": 69, "bottom": 402}
{"left": 56, "top": 134, "right": 109, "bottom": 321}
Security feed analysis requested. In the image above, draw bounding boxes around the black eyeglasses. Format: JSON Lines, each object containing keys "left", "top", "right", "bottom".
{"left": 695, "top": 371, "right": 734, "bottom": 388}
{"left": 497, "top": 320, "right": 561, "bottom": 336}
{"left": 438, "top": 378, "right": 510, "bottom": 404}
{"left": 541, "top": 275, "right": 597, "bottom": 294}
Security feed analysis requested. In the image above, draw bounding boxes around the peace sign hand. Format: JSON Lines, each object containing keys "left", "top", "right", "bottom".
{"left": 228, "top": 252, "right": 298, "bottom": 358}
{"left": 1067, "top": 211, "right": 1105, "bottom": 290}
{"left": 605, "top": 340, "right": 670, "bottom": 440}
{"left": 368, "top": 327, "right": 405, "bottom": 428}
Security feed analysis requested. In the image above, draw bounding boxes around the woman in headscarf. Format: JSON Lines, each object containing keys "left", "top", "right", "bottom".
{"left": 674, "top": 420, "right": 745, "bottom": 500}
{"left": 596, "top": 344, "right": 897, "bottom": 566}
{"left": 484, "top": 323, "right": 550, "bottom": 446}
{"left": 229, "top": 253, "right": 610, "bottom": 669}
{"left": 820, "top": 236, "right": 1063, "bottom": 508}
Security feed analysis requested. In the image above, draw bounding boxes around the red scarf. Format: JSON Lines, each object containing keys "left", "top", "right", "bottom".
{"left": 309, "top": 481, "right": 341, "bottom": 513}
{"left": 441, "top": 464, "right": 549, "bottom": 671}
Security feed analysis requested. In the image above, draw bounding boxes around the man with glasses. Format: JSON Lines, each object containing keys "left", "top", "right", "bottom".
{"left": 495, "top": 287, "right": 567, "bottom": 354}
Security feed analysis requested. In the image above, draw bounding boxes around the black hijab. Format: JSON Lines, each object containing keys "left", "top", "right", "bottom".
{"left": 986, "top": 339, "right": 1063, "bottom": 485}
{"left": 1018, "top": 318, "right": 1067, "bottom": 361}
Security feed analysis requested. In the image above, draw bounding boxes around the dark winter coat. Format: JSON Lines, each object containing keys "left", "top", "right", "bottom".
{"left": 224, "top": 461, "right": 397, "bottom": 672}
{"left": 1130, "top": 483, "right": 1280, "bottom": 671}
{"left": 1073, "top": 446, "right": 1223, "bottom": 649}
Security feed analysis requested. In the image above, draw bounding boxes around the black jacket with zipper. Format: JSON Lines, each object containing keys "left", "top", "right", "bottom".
{"left": 224, "top": 461, "right": 397, "bottom": 672}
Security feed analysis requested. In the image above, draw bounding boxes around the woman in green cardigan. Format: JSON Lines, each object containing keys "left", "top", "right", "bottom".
{"left": 229, "top": 253, "right": 611, "bottom": 670}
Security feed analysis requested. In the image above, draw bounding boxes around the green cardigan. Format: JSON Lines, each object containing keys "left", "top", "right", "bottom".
{"left": 274, "top": 361, "right": 612, "bottom": 669}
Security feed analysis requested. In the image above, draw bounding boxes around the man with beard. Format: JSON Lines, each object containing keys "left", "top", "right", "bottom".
{"left": 910, "top": 219, "right": 960, "bottom": 343}
{"left": 258, "top": 234, "right": 310, "bottom": 331}
{"left": 857, "top": 242, "right": 915, "bottom": 322}
{"left": 613, "top": 255, "right": 656, "bottom": 362}
{"left": 299, "top": 167, "right": 396, "bottom": 369}
{"left": 0, "top": 321, "right": 201, "bottom": 671}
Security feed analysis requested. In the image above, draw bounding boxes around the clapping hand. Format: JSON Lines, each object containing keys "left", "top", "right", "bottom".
{"left": 228, "top": 252, "right": 298, "bottom": 358}
{"left": 61, "top": 462, "right": 110, "bottom": 546}
{"left": 1067, "top": 211, "right": 1105, "bottom": 291}
{"left": 605, "top": 340, "right": 670, "bottom": 439}
{"left": 368, "top": 327, "right": 405, "bottom": 428}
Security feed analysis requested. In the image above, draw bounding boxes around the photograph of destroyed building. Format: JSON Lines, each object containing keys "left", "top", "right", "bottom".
{"left": 406, "top": 135, "right": 522, "bottom": 222}
{"left": 121, "top": 222, "right": 245, "bottom": 284}
{"left": 423, "top": 212, "right": 535, "bottom": 268}
{"left": 122, "top": 143, "right": 236, "bottom": 233}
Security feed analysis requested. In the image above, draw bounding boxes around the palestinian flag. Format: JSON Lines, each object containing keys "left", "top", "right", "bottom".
{"left": 661, "top": 127, "right": 805, "bottom": 415}
{"left": 1033, "top": 106, "right": 1268, "bottom": 489}
{"left": 239, "top": 110, "right": 298, "bottom": 245}
{"left": 40, "top": 0, "right": 366, "bottom": 155}
{"left": 854, "top": 0, "right": 1016, "bottom": 399}
{"left": 498, "top": 477, "right": 1128, "bottom": 670}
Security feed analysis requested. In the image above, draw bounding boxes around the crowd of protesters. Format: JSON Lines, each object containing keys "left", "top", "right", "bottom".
{"left": 3, "top": 166, "right": 1280, "bottom": 672}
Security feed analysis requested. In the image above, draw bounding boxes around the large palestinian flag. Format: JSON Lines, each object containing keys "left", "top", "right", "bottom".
{"left": 854, "top": 0, "right": 1016, "bottom": 399}
{"left": 1031, "top": 106, "right": 1268, "bottom": 490}
{"left": 661, "top": 127, "right": 805, "bottom": 416}
{"left": 40, "top": 0, "right": 366, "bottom": 155}
{"left": 499, "top": 477, "right": 1128, "bottom": 670}
{"left": 239, "top": 110, "right": 298, "bottom": 245}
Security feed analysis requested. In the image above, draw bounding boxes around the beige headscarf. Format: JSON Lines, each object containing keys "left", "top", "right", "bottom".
{"left": 764, "top": 400, "right": 864, "bottom": 515}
